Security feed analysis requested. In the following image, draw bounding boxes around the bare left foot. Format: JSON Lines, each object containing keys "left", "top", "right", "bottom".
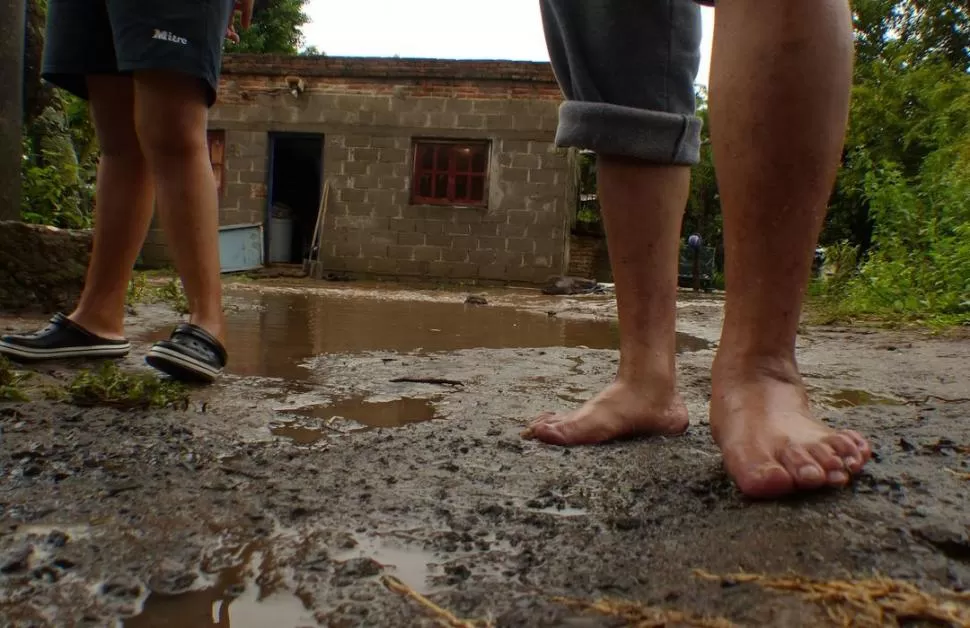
{"left": 711, "top": 357, "right": 872, "bottom": 499}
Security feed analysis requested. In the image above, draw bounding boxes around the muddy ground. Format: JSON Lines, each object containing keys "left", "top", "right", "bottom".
{"left": 1, "top": 279, "right": 969, "bottom": 627}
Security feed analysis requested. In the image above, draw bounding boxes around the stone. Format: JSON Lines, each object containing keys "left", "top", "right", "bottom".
{"left": 0, "top": 545, "right": 32, "bottom": 574}
{"left": 336, "top": 557, "right": 382, "bottom": 579}
{"left": 540, "top": 276, "right": 598, "bottom": 296}
{"left": 0, "top": 221, "right": 91, "bottom": 313}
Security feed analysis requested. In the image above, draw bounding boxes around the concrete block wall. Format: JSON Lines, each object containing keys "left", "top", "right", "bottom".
{"left": 567, "top": 233, "right": 612, "bottom": 282}
{"left": 141, "top": 56, "right": 577, "bottom": 284}
{"left": 317, "top": 132, "right": 573, "bottom": 283}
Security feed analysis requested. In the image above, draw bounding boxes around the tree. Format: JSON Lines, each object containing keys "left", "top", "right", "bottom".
{"left": 824, "top": 0, "right": 970, "bottom": 250}
{"left": 226, "top": 0, "right": 310, "bottom": 55}
{"left": 818, "top": 0, "right": 970, "bottom": 321}
{"left": 683, "top": 89, "right": 721, "bottom": 254}
{"left": 0, "top": 0, "right": 26, "bottom": 221}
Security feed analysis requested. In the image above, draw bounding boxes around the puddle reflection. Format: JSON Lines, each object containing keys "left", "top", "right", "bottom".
{"left": 822, "top": 389, "right": 904, "bottom": 408}
{"left": 125, "top": 543, "right": 314, "bottom": 628}
{"left": 138, "top": 291, "right": 711, "bottom": 381}
{"left": 335, "top": 534, "right": 435, "bottom": 595}
{"left": 272, "top": 396, "right": 441, "bottom": 443}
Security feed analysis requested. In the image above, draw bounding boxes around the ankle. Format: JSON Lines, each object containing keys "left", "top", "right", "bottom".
{"left": 188, "top": 313, "right": 226, "bottom": 344}
{"left": 712, "top": 351, "right": 801, "bottom": 386}
{"left": 69, "top": 308, "right": 125, "bottom": 339}
{"left": 614, "top": 366, "right": 678, "bottom": 400}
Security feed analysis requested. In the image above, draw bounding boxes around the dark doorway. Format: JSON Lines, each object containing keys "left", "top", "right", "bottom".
{"left": 267, "top": 134, "right": 324, "bottom": 265}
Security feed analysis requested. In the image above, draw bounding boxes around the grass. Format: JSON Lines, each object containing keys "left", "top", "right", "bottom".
{"left": 0, "top": 356, "right": 29, "bottom": 402}
{"left": 67, "top": 362, "right": 189, "bottom": 410}
{"left": 127, "top": 273, "right": 189, "bottom": 315}
{"left": 805, "top": 296, "right": 970, "bottom": 332}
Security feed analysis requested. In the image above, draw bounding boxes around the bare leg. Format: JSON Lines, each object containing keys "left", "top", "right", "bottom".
{"left": 133, "top": 71, "right": 225, "bottom": 342}
{"left": 709, "top": 0, "right": 871, "bottom": 498}
{"left": 524, "top": 158, "right": 689, "bottom": 445}
{"left": 70, "top": 76, "right": 154, "bottom": 339}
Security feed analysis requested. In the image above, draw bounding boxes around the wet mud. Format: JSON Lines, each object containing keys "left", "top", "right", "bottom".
{"left": 1, "top": 280, "right": 970, "bottom": 627}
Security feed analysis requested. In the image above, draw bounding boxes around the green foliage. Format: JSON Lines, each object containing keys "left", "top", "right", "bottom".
{"left": 0, "top": 357, "right": 30, "bottom": 402}
{"left": 21, "top": 0, "right": 97, "bottom": 229}
{"left": 226, "top": 0, "right": 310, "bottom": 54}
{"left": 158, "top": 278, "right": 191, "bottom": 315}
{"left": 816, "top": 0, "right": 970, "bottom": 325}
{"left": 684, "top": 89, "right": 722, "bottom": 255}
{"left": 126, "top": 272, "right": 150, "bottom": 306}
{"left": 126, "top": 273, "right": 191, "bottom": 315}
{"left": 574, "top": 151, "right": 601, "bottom": 231}
{"left": 21, "top": 92, "right": 97, "bottom": 229}
{"left": 67, "top": 362, "right": 189, "bottom": 410}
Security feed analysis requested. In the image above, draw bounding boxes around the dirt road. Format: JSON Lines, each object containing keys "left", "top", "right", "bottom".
{"left": 1, "top": 281, "right": 969, "bottom": 627}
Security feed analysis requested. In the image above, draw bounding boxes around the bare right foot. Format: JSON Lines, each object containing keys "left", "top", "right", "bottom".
{"left": 521, "top": 380, "right": 689, "bottom": 445}
{"left": 711, "top": 357, "right": 872, "bottom": 499}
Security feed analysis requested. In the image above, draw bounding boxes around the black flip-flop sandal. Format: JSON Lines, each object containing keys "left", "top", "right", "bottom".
{"left": 0, "top": 313, "right": 130, "bottom": 362}
{"left": 145, "top": 323, "right": 227, "bottom": 384}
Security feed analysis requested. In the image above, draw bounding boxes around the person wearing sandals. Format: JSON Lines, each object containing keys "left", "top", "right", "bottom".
{"left": 0, "top": 0, "right": 254, "bottom": 383}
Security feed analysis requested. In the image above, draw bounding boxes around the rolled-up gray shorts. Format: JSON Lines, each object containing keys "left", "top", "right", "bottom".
{"left": 540, "top": 0, "right": 714, "bottom": 165}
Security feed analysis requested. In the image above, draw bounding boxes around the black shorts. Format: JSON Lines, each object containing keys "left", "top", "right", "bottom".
{"left": 41, "top": 0, "right": 235, "bottom": 107}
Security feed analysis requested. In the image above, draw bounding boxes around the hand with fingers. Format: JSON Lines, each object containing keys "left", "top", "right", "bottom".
{"left": 226, "top": 0, "right": 255, "bottom": 44}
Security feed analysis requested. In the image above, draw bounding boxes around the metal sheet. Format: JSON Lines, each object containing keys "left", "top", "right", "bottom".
{"left": 219, "top": 223, "right": 264, "bottom": 273}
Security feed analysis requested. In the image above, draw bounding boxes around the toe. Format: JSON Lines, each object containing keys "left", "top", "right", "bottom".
{"left": 845, "top": 430, "right": 872, "bottom": 460}
{"left": 825, "top": 432, "right": 864, "bottom": 473}
{"left": 806, "top": 442, "right": 849, "bottom": 486}
{"left": 779, "top": 444, "right": 827, "bottom": 489}
{"left": 529, "top": 412, "right": 559, "bottom": 428}
{"left": 521, "top": 412, "right": 559, "bottom": 439}
{"left": 720, "top": 444, "right": 796, "bottom": 499}
{"left": 735, "top": 461, "right": 796, "bottom": 499}
{"left": 530, "top": 421, "right": 572, "bottom": 446}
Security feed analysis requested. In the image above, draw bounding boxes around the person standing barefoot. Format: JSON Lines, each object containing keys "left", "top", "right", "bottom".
{"left": 524, "top": 0, "right": 872, "bottom": 498}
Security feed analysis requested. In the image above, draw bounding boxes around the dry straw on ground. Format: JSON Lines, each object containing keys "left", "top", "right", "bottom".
{"left": 553, "top": 596, "right": 738, "bottom": 627}
{"left": 381, "top": 568, "right": 970, "bottom": 628}
{"left": 694, "top": 569, "right": 970, "bottom": 627}
{"left": 381, "top": 575, "right": 495, "bottom": 628}
{"left": 945, "top": 467, "right": 970, "bottom": 481}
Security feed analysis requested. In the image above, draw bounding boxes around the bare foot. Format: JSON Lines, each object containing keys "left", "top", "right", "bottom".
{"left": 710, "top": 359, "right": 872, "bottom": 499}
{"left": 522, "top": 380, "right": 689, "bottom": 445}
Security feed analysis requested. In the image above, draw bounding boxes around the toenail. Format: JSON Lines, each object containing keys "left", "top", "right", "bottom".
{"left": 827, "top": 470, "right": 848, "bottom": 484}
{"left": 843, "top": 456, "right": 859, "bottom": 468}
{"left": 798, "top": 465, "right": 823, "bottom": 482}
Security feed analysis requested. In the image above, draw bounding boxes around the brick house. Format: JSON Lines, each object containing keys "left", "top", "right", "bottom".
{"left": 141, "top": 55, "right": 577, "bottom": 284}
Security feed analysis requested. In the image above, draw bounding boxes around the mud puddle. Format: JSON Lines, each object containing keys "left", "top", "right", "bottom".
{"left": 126, "top": 542, "right": 315, "bottom": 628}
{"left": 817, "top": 389, "right": 906, "bottom": 408}
{"left": 335, "top": 534, "right": 436, "bottom": 595}
{"left": 271, "top": 396, "right": 440, "bottom": 443}
{"left": 137, "top": 291, "right": 711, "bottom": 380}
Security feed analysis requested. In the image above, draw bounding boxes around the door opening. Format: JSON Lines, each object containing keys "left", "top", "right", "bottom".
{"left": 267, "top": 134, "right": 324, "bottom": 265}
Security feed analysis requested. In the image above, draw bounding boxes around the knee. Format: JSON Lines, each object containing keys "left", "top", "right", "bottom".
{"left": 135, "top": 112, "right": 208, "bottom": 164}
{"left": 98, "top": 126, "right": 145, "bottom": 162}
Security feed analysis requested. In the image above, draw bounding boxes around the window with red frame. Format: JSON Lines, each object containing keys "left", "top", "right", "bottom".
{"left": 411, "top": 141, "right": 489, "bottom": 206}
{"left": 207, "top": 130, "right": 226, "bottom": 197}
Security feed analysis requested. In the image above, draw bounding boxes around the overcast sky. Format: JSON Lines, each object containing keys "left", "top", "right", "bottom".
{"left": 302, "top": 1, "right": 716, "bottom": 86}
